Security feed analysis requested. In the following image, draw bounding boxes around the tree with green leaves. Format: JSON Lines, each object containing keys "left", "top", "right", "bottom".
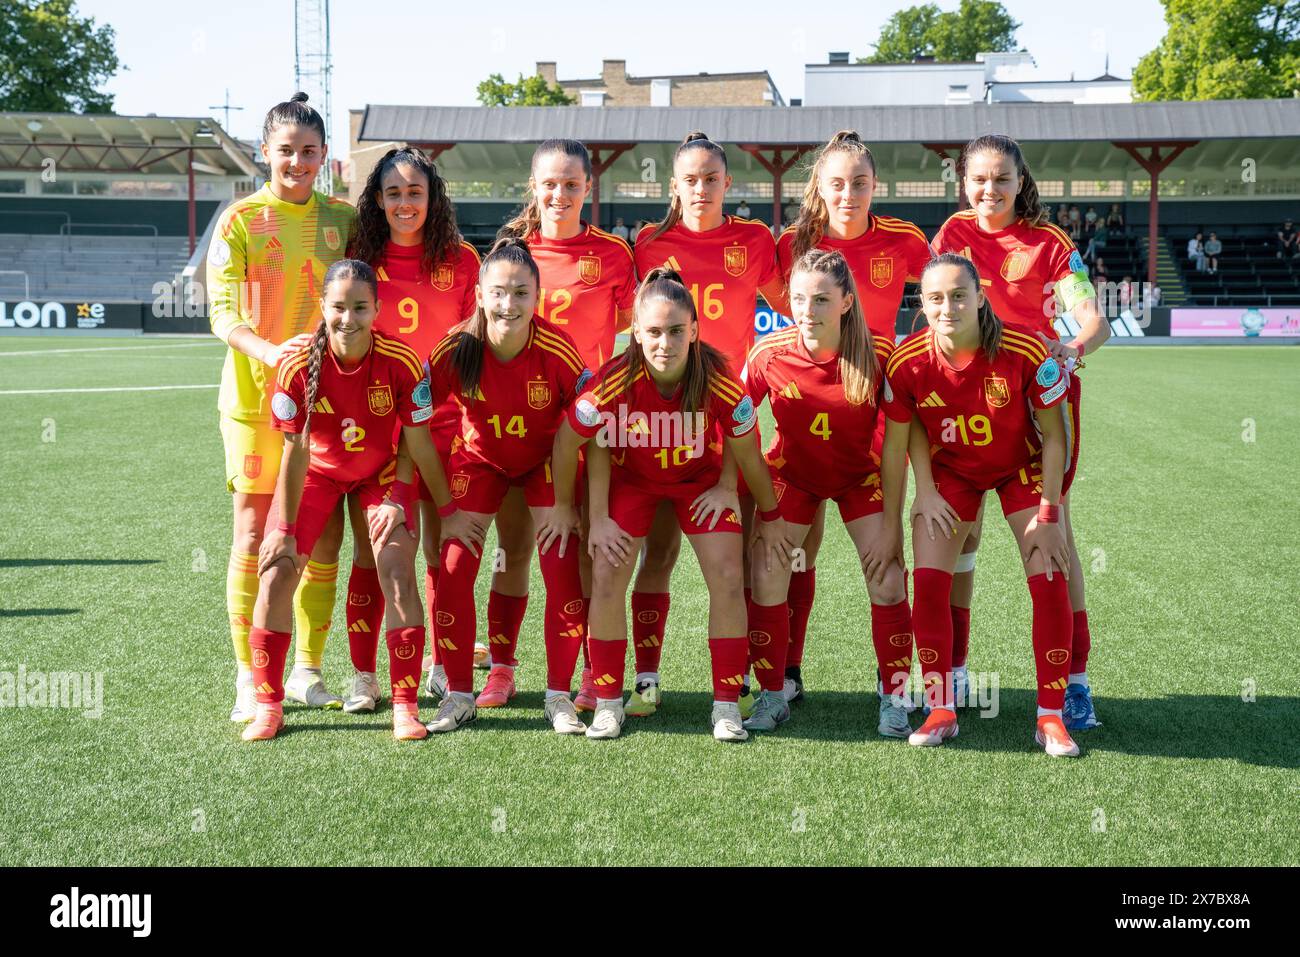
{"left": 1133, "top": 0, "right": 1300, "bottom": 100}
{"left": 861, "top": 0, "right": 1020, "bottom": 63}
{"left": 0, "top": 0, "right": 120, "bottom": 113}
{"left": 476, "top": 73, "right": 575, "bottom": 107}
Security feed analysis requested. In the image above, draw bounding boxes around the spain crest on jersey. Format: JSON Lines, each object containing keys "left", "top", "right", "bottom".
{"left": 450, "top": 472, "right": 469, "bottom": 499}
{"left": 323, "top": 226, "right": 341, "bottom": 251}
{"left": 527, "top": 379, "right": 552, "bottom": 410}
{"left": 1000, "top": 249, "right": 1031, "bottom": 283}
{"left": 723, "top": 245, "right": 747, "bottom": 277}
{"left": 243, "top": 454, "right": 262, "bottom": 480}
{"left": 367, "top": 384, "right": 394, "bottom": 416}
{"left": 432, "top": 263, "right": 455, "bottom": 291}
{"left": 870, "top": 257, "right": 894, "bottom": 288}
{"left": 984, "top": 376, "right": 1011, "bottom": 408}
{"left": 578, "top": 255, "right": 601, "bottom": 286}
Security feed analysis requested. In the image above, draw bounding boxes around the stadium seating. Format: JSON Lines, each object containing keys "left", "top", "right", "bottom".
{"left": 0, "top": 234, "right": 191, "bottom": 302}
{"left": 1170, "top": 227, "right": 1300, "bottom": 306}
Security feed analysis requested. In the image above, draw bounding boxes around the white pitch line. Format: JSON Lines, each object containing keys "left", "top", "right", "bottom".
{"left": 0, "top": 342, "right": 222, "bottom": 357}
{"left": 0, "top": 384, "right": 219, "bottom": 395}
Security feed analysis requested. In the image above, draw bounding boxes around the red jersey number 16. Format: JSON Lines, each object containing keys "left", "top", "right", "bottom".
{"left": 688, "top": 283, "right": 724, "bottom": 321}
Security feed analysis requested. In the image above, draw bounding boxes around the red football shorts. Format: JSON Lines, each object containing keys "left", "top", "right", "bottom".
{"left": 769, "top": 466, "right": 884, "bottom": 525}
{"left": 931, "top": 457, "right": 1049, "bottom": 524}
{"left": 609, "top": 470, "right": 742, "bottom": 538}
{"left": 445, "top": 452, "right": 581, "bottom": 514}
{"left": 293, "top": 468, "right": 411, "bottom": 557}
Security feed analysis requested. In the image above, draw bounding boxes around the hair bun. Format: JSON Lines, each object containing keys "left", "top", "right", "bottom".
{"left": 831, "top": 129, "right": 861, "bottom": 144}
{"left": 644, "top": 265, "right": 685, "bottom": 286}
{"left": 291, "top": 91, "right": 309, "bottom": 104}
{"left": 682, "top": 130, "right": 711, "bottom": 144}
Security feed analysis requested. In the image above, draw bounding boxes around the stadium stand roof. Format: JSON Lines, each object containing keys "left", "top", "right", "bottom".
{"left": 0, "top": 112, "right": 261, "bottom": 178}
{"left": 359, "top": 99, "right": 1300, "bottom": 146}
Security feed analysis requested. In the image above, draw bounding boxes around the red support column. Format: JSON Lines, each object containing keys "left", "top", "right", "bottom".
{"left": 738, "top": 145, "right": 814, "bottom": 229}
{"left": 187, "top": 148, "right": 196, "bottom": 255}
{"left": 921, "top": 142, "right": 967, "bottom": 210}
{"left": 585, "top": 143, "right": 633, "bottom": 230}
{"left": 1113, "top": 141, "right": 1197, "bottom": 290}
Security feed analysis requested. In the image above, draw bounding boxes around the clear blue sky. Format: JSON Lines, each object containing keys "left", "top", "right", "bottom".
{"left": 79, "top": 0, "right": 1167, "bottom": 144}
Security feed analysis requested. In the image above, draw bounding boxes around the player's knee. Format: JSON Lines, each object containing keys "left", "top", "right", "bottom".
{"left": 258, "top": 561, "right": 299, "bottom": 605}
{"left": 869, "top": 564, "right": 907, "bottom": 607}
{"left": 640, "top": 539, "right": 680, "bottom": 576}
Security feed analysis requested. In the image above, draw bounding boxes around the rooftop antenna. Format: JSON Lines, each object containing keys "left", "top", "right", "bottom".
{"left": 207, "top": 89, "right": 244, "bottom": 134}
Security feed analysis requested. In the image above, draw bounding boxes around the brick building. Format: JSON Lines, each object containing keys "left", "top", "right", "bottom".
{"left": 537, "top": 59, "right": 784, "bottom": 107}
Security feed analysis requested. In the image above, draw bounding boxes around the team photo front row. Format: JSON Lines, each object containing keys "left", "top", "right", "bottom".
{"left": 212, "top": 93, "right": 1107, "bottom": 756}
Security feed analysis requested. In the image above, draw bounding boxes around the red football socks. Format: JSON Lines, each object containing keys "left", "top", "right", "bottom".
{"left": 709, "top": 637, "right": 749, "bottom": 703}
{"left": 747, "top": 601, "right": 790, "bottom": 693}
{"left": 486, "top": 590, "right": 528, "bottom": 667}
{"left": 950, "top": 604, "right": 971, "bottom": 669}
{"left": 538, "top": 545, "right": 586, "bottom": 693}
{"left": 911, "top": 568, "right": 954, "bottom": 709}
{"left": 435, "top": 540, "right": 480, "bottom": 693}
{"left": 630, "top": 592, "right": 670, "bottom": 674}
{"left": 786, "top": 569, "right": 816, "bottom": 668}
{"left": 345, "top": 564, "right": 384, "bottom": 673}
{"left": 1028, "top": 573, "right": 1073, "bottom": 710}
{"left": 586, "top": 635, "right": 628, "bottom": 700}
{"left": 386, "top": 626, "right": 425, "bottom": 704}
{"left": 425, "top": 564, "right": 440, "bottom": 666}
{"left": 1072, "top": 609, "right": 1091, "bottom": 675}
{"left": 871, "top": 599, "right": 914, "bottom": 699}
{"left": 248, "top": 627, "right": 291, "bottom": 703}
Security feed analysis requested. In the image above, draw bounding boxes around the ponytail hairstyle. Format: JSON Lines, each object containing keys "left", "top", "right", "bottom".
{"left": 791, "top": 130, "right": 877, "bottom": 262}
{"left": 648, "top": 132, "right": 729, "bottom": 243}
{"left": 352, "top": 147, "right": 461, "bottom": 276}
{"left": 262, "top": 91, "right": 326, "bottom": 144}
{"left": 621, "top": 266, "right": 730, "bottom": 416}
{"left": 959, "top": 134, "right": 1048, "bottom": 227}
{"left": 303, "top": 259, "right": 380, "bottom": 433}
{"left": 498, "top": 139, "right": 593, "bottom": 241}
{"left": 919, "top": 253, "right": 1002, "bottom": 362}
{"left": 790, "top": 249, "right": 878, "bottom": 406}
{"left": 450, "top": 237, "right": 540, "bottom": 401}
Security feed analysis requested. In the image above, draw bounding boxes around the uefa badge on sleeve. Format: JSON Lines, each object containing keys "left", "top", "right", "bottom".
{"left": 271, "top": 392, "right": 298, "bottom": 422}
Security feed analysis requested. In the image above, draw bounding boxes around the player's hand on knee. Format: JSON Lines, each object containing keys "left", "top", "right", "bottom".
{"left": 911, "top": 488, "right": 959, "bottom": 542}
{"left": 367, "top": 502, "right": 410, "bottom": 548}
{"left": 258, "top": 530, "right": 302, "bottom": 577}
{"left": 690, "top": 484, "right": 740, "bottom": 531}
{"left": 588, "top": 516, "right": 632, "bottom": 567}
{"left": 440, "top": 509, "right": 486, "bottom": 558}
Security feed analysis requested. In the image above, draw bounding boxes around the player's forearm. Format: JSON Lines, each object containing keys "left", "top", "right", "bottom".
{"left": 393, "top": 433, "right": 414, "bottom": 485}
{"left": 906, "top": 414, "right": 938, "bottom": 491}
{"left": 226, "top": 324, "right": 276, "bottom": 366}
{"left": 550, "top": 423, "right": 585, "bottom": 508}
{"left": 880, "top": 418, "right": 910, "bottom": 521}
{"left": 716, "top": 435, "right": 740, "bottom": 490}
{"left": 402, "top": 426, "right": 451, "bottom": 508}
{"left": 277, "top": 437, "right": 310, "bottom": 524}
{"left": 1069, "top": 298, "right": 1111, "bottom": 357}
{"left": 585, "top": 443, "right": 613, "bottom": 520}
{"left": 1037, "top": 414, "right": 1066, "bottom": 505}
{"left": 729, "top": 432, "right": 778, "bottom": 513}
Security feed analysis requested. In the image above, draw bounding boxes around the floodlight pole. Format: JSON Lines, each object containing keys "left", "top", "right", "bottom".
{"left": 187, "top": 148, "right": 196, "bottom": 254}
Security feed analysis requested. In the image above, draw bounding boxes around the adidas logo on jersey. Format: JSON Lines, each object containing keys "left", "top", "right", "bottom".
{"left": 920, "top": 391, "right": 946, "bottom": 408}
{"left": 461, "top": 386, "right": 486, "bottom": 401}
{"left": 780, "top": 381, "right": 803, "bottom": 400}
{"left": 313, "top": 397, "right": 334, "bottom": 414}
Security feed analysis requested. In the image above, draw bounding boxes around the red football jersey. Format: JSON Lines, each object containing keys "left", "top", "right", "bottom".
{"left": 634, "top": 216, "right": 782, "bottom": 374}
{"left": 527, "top": 223, "right": 637, "bottom": 369}
{"left": 930, "top": 211, "right": 1094, "bottom": 339}
{"left": 777, "top": 214, "right": 931, "bottom": 342}
{"left": 567, "top": 358, "right": 756, "bottom": 486}
{"left": 272, "top": 331, "right": 432, "bottom": 483}
{"left": 372, "top": 239, "right": 480, "bottom": 441}
{"left": 745, "top": 327, "right": 894, "bottom": 498}
{"left": 427, "top": 318, "right": 587, "bottom": 477}
{"left": 883, "top": 326, "right": 1069, "bottom": 484}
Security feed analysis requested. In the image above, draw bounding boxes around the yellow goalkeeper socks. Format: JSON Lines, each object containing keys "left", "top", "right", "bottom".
{"left": 226, "top": 551, "right": 260, "bottom": 671}
{"left": 293, "top": 560, "right": 338, "bottom": 669}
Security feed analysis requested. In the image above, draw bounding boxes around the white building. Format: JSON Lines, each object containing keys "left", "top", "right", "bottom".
{"left": 802, "top": 51, "right": 1132, "bottom": 107}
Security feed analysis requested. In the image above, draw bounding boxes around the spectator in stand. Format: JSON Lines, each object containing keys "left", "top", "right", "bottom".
{"left": 1092, "top": 256, "right": 1110, "bottom": 285}
{"left": 736, "top": 200, "right": 752, "bottom": 219}
{"left": 1204, "top": 232, "right": 1222, "bottom": 274}
{"left": 1188, "top": 232, "right": 1207, "bottom": 272}
{"left": 1067, "top": 204, "right": 1082, "bottom": 240}
{"left": 1118, "top": 275, "right": 1133, "bottom": 310}
{"left": 1084, "top": 221, "right": 1109, "bottom": 262}
{"left": 1279, "top": 218, "right": 1298, "bottom": 260}
{"left": 1056, "top": 205, "right": 1069, "bottom": 231}
{"left": 1148, "top": 283, "right": 1162, "bottom": 308}
{"left": 1106, "top": 203, "right": 1125, "bottom": 235}
{"left": 783, "top": 202, "right": 800, "bottom": 228}
{"left": 611, "top": 217, "right": 630, "bottom": 242}
{"left": 1084, "top": 206, "right": 1098, "bottom": 231}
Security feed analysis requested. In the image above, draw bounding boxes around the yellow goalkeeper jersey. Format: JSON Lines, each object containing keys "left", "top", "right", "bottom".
{"left": 208, "top": 184, "right": 356, "bottom": 421}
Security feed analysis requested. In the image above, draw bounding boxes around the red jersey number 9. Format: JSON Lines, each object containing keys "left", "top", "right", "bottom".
{"left": 341, "top": 417, "right": 367, "bottom": 452}
{"left": 398, "top": 297, "right": 418, "bottom": 334}
{"left": 537, "top": 288, "right": 572, "bottom": 325}
{"left": 688, "top": 283, "right": 725, "bottom": 321}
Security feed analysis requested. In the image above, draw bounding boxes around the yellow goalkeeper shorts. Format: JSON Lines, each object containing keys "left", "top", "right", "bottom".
{"left": 220, "top": 414, "right": 282, "bottom": 496}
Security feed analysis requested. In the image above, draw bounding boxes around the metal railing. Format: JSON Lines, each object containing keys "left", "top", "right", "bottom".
{"left": 0, "top": 270, "right": 31, "bottom": 298}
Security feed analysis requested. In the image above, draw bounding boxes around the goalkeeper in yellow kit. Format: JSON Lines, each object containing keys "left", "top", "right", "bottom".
{"left": 209, "top": 93, "right": 357, "bottom": 720}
